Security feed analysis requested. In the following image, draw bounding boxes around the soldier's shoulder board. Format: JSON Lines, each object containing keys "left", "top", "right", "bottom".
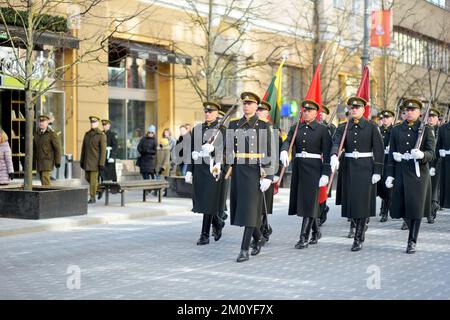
{"left": 230, "top": 117, "right": 240, "bottom": 121}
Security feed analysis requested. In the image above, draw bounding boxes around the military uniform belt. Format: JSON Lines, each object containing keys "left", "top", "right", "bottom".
{"left": 235, "top": 153, "right": 263, "bottom": 159}
{"left": 442, "top": 149, "right": 450, "bottom": 157}
{"left": 295, "top": 152, "right": 322, "bottom": 159}
{"left": 344, "top": 151, "right": 373, "bottom": 159}
{"left": 398, "top": 152, "right": 414, "bottom": 161}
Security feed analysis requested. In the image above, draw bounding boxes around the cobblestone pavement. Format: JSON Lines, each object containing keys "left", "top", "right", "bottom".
{"left": 1, "top": 192, "right": 449, "bottom": 300}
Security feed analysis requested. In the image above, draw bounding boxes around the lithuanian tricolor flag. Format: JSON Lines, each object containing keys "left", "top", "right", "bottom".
{"left": 263, "top": 59, "right": 285, "bottom": 128}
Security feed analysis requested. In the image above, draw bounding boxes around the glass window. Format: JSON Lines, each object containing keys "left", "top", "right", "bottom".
{"left": 39, "top": 92, "right": 65, "bottom": 153}
{"left": 212, "top": 54, "right": 237, "bottom": 99}
{"left": 109, "top": 99, "right": 127, "bottom": 160}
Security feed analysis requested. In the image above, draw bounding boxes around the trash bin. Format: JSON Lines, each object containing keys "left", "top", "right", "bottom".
{"left": 65, "top": 154, "right": 73, "bottom": 179}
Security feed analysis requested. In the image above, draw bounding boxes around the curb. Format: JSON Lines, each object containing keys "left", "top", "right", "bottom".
{"left": 0, "top": 206, "right": 190, "bottom": 238}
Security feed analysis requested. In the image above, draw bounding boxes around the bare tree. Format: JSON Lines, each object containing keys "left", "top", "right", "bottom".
{"left": 0, "top": 0, "right": 155, "bottom": 190}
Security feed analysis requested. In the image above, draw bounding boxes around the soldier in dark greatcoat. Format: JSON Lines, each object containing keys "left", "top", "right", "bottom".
{"left": 100, "top": 119, "right": 118, "bottom": 182}
{"left": 385, "top": 99, "right": 436, "bottom": 254}
{"left": 436, "top": 117, "right": 450, "bottom": 209}
{"left": 377, "top": 109, "right": 395, "bottom": 222}
{"left": 185, "top": 101, "right": 228, "bottom": 245}
{"left": 427, "top": 108, "right": 441, "bottom": 223}
{"left": 281, "top": 100, "right": 331, "bottom": 249}
{"left": 331, "top": 97, "right": 384, "bottom": 252}
{"left": 226, "top": 92, "right": 273, "bottom": 262}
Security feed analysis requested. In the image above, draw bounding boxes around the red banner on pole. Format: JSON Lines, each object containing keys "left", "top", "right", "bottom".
{"left": 370, "top": 10, "right": 391, "bottom": 47}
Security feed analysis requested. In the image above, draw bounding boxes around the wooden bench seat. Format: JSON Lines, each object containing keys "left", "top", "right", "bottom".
{"left": 99, "top": 180, "right": 169, "bottom": 206}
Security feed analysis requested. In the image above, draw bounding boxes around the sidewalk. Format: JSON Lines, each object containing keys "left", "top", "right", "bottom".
{"left": 0, "top": 182, "right": 291, "bottom": 238}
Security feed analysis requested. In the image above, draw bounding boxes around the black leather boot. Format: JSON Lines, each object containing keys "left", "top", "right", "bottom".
{"left": 309, "top": 218, "right": 321, "bottom": 245}
{"left": 237, "top": 227, "right": 253, "bottom": 262}
{"left": 236, "top": 250, "right": 249, "bottom": 262}
{"left": 318, "top": 203, "right": 329, "bottom": 226}
{"left": 197, "top": 215, "right": 212, "bottom": 245}
{"left": 295, "top": 217, "right": 313, "bottom": 249}
{"left": 406, "top": 219, "right": 421, "bottom": 254}
{"left": 212, "top": 215, "right": 225, "bottom": 241}
{"left": 348, "top": 219, "right": 356, "bottom": 238}
{"left": 380, "top": 199, "right": 388, "bottom": 222}
{"left": 351, "top": 219, "right": 363, "bottom": 251}
{"left": 401, "top": 218, "right": 409, "bottom": 230}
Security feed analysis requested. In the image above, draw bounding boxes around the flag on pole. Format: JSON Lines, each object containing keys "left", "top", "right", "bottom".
{"left": 370, "top": 10, "right": 391, "bottom": 47}
{"left": 303, "top": 64, "right": 323, "bottom": 121}
{"left": 263, "top": 59, "right": 285, "bottom": 128}
{"left": 356, "top": 66, "right": 371, "bottom": 119}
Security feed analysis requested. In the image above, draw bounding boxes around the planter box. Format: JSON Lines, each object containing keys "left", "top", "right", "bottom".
{"left": 0, "top": 185, "right": 88, "bottom": 219}
{"left": 166, "top": 176, "right": 192, "bottom": 198}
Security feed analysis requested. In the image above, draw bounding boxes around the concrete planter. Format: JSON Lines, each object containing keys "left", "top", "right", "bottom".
{"left": 0, "top": 185, "right": 88, "bottom": 219}
{"left": 166, "top": 176, "right": 192, "bottom": 198}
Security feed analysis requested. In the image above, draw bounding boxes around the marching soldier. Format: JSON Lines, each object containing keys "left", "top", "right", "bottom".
{"left": 377, "top": 109, "right": 395, "bottom": 222}
{"left": 318, "top": 104, "right": 336, "bottom": 226}
{"left": 185, "top": 101, "right": 227, "bottom": 245}
{"left": 34, "top": 114, "right": 62, "bottom": 186}
{"left": 428, "top": 108, "right": 441, "bottom": 223}
{"left": 385, "top": 99, "right": 435, "bottom": 254}
{"left": 80, "top": 116, "right": 107, "bottom": 204}
{"left": 436, "top": 113, "right": 450, "bottom": 210}
{"left": 226, "top": 92, "right": 273, "bottom": 262}
{"left": 280, "top": 100, "right": 331, "bottom": 248}
{"left": 331, "top": 97, "right": 384, "bottom": 251}
{"left": 255, "top": 100, "right": 278, "bottom": 243}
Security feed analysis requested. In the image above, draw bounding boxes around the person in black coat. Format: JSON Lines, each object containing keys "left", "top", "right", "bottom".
{"left": 427, "top": 108, "right": 441, "bottom": 223}
{"left": 377, "top": 110, "right": 395, "bottom": 222}
{"left": 185, "top": 101, "right": 228, "bottom": 245}
{"left": 331, "top": 97, "right": 384, "bottom": 252}
{"left": 318, "top": 104, "right": 337, "bottom": 226}
{"left": 137, "top": 126, "right": 157, "bottom": 179}
{"left": 436, "top": 119, "right": 450, "bottom": 209}
{"left": 281, "top": 100, "right": 332, "bottom": 249}
{"left": 385, "top": 99, "right": 436, "bottom": 254}
{"left": 226, "top": 92, "right": 273, "bottom": 263}
{"left": 100, "top": 119, "right": 118, "bottom": 182}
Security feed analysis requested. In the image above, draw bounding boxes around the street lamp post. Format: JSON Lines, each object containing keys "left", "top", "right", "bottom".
{"left": 361, "top": 0, "right": 370, "bottom": 71}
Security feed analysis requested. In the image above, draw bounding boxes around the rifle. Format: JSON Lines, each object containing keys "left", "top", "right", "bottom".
{"left": 413, "top": 96, "right": 433, "bottom": 178}
{"left": 443, "top": 104, "right": 450, "bottom": 124}
{"left": 326, "top": 114, "right": 351, "bottom": 195}
{"left": 394, "top": 98, "right": 404, "bottom": 124}
{"left": 276, "top": 108, "right": 304, "bottom": 187}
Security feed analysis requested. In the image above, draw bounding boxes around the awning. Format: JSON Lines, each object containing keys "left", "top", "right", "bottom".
{"left": 110, "top": 39, "right": 192, "bottom": 66}
{"left": 0, "top": 25, "right": 79, "bottom": 49}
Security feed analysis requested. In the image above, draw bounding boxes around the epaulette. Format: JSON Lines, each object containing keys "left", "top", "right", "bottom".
{"left": 258, "top": 118, "right": 269, "bottom": 123}
{"left": 230, "top": 117, "right": 240, "bottom": 121}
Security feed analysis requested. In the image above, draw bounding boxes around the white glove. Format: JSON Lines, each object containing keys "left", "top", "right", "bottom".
{"left": 385, "top": 145, "right": 390, "bottom": 153}
{"left": 210, "top": 163, "right": 221, "bottom": 179}
{"left": 411, "top": 148, "right": 424, "bottom": 160}
{"left": 272, "top": 175, "right": 280, "bottom": 184}
{"left": 192, "top": 151, "right": 200, "bottom": 161}
{"left": 319, "top": 175, "right": 329, "bottom": 187}
{"left": 260, "top": 178, "right": 271, "bottom": 192}
{"left": 393, "top": 152, "right": 402, "bottom": 162}
{"left": 185, "top": 171, "right": 193, "bottom": 184}
{"left": 201, "top": 143, "right": 214, "bottom": 154}
{"left": 430, "top": 167, "right": 436, "bottom": 176}
{"left": 280, "top": 150, "right": 289, "bottom": 168}
{"left": 385, "top": 176, "right": 394, "bottom": 189}
{"left": 108, "top": 158, "right": 114, "bottom": 163}
{"left": 330, "top": 154, "right": 339, "bottom": 172}
{"left": 372, "top": 174, "right": 381, "bottom": 184}
{"left": 439, "top": 149, "right": 446, "bottom": 158}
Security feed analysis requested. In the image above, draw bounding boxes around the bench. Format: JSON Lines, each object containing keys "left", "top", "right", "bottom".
{"left": 99, "top": 180, "right": 170, "bottom": 206}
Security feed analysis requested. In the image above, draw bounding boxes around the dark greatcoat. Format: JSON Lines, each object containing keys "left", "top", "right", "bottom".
{"left": 430, "top": 125, "right": 441, "bottom": 204}
{"left": 386, "top": 121, "right": 435, "bottom": 219}
{"left": 227, "top": 114, "right": 273, "bottom": 227}
{"left": 377, "top": 124, "right": 393, "bottom": 200}
{"left": 282, "top": 120, "right": 332, "bottom": 218}
{"left": 101, "top": 130, "right": 118, "bottom": 181}
{"left": 187, "top": 119, "right": 227, "bottom": 216}
{"left": 333, "top": 117, "right": 384, "bottom": 219}
{"left": 436, "top": 122, "right": 450, "bottom": 208}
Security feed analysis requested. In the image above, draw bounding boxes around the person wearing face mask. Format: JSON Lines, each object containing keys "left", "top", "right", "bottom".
{"left": 377, "top": 109, "right": 395, "bottom": 222}
{"left": 280, "top": 99, "right": 332, "bottom": 249}
{"left": 427, "top": 108, "right": 441, "bottom": 223}
{"left": 80, "top": 116, "right": 107, "bottom": 204}
{"left": 385, "top": 99, "right": 435, "bottom": 254}
{"left": 331, "top": 97, "right": 384, "bottom": 252}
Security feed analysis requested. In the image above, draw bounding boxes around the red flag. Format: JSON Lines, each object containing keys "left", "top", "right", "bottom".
{"left": 356, "top": 66, "right": 370, "bottom": 119}
{"left": 370, "top": 10, "right": 391, "bottom": 47}
{"left": 304, "top": 64, "right": 323, "bottom": 121}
